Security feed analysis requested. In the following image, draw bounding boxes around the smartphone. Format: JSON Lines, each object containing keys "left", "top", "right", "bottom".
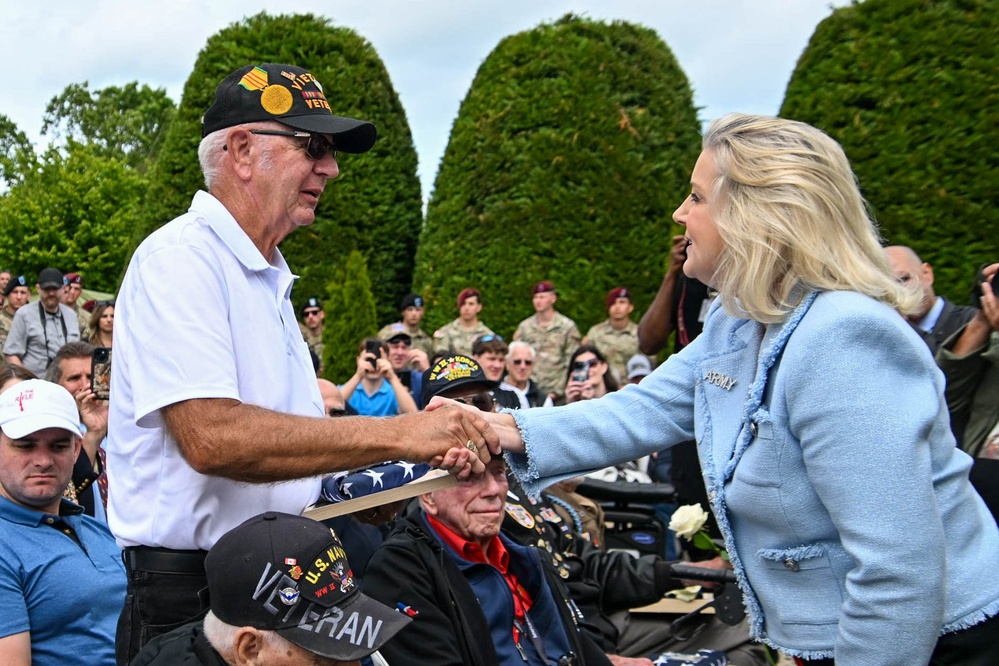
{"left": 571, "top": 359, "right": 592, "bottom": 383}
{"left": 364, "top": 340, "right": 382, "bottom": 369}
{"left": 91, "top": 347, "right": 112, "bottom": 400}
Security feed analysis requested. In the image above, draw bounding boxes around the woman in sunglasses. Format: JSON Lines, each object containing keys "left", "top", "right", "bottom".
{"left": 563, "top": 345, "right": 619, "bottom": 405}
{"left": 466, "top": 115, "right": 999, "bottom": 664}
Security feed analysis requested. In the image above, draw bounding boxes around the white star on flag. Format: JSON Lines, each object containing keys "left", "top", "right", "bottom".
{"left": 363, "top": 469, "right": 385, "bottom": 489}
{"left": 396, "top": 462, "right": 417, "bottom": 479}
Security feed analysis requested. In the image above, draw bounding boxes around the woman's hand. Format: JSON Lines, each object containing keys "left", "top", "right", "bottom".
{"left": 564, "top": 379, "right": 595, "bottom": 403}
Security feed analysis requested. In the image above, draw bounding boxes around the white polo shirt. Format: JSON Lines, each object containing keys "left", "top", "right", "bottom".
{"left": 108, "top": 191, "right": 322, "bottom": 550}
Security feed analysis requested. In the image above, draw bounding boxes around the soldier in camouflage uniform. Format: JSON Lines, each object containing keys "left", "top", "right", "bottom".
{"left": 583, "top": 287, "right": 641, "bottom": 385}
{"left": 0, "top": 276, "right": 31, "bottom": 352}
{"left": 432, "top": 287, "right": 494, "bottom": 356}
{"left": 377, "top": 292, "right": 433, "bottom": 357}
{"left": 62, "top": 272, "right": 91, "bottom": 335}
{"left": 298, "top": 296, "right": 324, "bottom": 374}
{"left": 513, "top": 281, "right": 581, "bottom": 400}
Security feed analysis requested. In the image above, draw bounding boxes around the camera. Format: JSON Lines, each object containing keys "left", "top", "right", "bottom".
{"left": 970, "top": 263, "right": 999, "bottom": 310}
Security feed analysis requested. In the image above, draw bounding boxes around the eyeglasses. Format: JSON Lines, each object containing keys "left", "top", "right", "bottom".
{"left": 303, "top": 309, "right": 322, "bottom": 317}
{"left": 450, "top": 392, "right": 495, "bottom": 412}
{"left": 249, "top": 129, "right": 338, "bottom": 161}
{"left": 511, "top": 359, "right": 533, "bottom": 366}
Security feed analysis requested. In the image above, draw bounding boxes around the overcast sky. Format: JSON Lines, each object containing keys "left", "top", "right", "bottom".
{"left": 1, "top": 0, "right": 846, "bottom": 200}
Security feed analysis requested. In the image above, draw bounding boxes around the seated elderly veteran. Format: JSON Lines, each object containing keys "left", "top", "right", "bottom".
{"left": 363, "top": 354, "right": 613, "bottom": 666}
{"left": 0, "top": 379, "right": 126, "bottom": 666}
{"left": 131, "top": 511, "right": 409, "bottom": 666}
{"left": 415, "top": 356, "right": 764, "bottom": 665}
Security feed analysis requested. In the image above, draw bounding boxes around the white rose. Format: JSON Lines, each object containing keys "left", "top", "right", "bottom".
{"left": 669, "top": 504, "right": 709, "bottom": 540}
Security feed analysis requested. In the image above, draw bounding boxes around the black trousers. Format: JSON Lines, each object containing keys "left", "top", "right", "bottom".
{"left": 115, "top": 547, "right": 209, "bottom": 666}
{"left": 797, "top": 610, "right": 999, "bottom": 665}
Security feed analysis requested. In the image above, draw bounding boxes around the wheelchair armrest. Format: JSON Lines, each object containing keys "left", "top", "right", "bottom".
{"left": 576, "top": 478, "right": 676, "bottom": 505}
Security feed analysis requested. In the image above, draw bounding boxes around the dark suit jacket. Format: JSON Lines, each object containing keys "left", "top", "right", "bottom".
{"left": 919, "top": 298, "right": 977, "bottom": 356}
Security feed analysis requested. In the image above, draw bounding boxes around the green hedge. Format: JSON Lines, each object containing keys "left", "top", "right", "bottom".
{"left": 780, "top": 0, "right": 999, "bottom": 304}
{"left": 413, "top": 14, "right": 701, "bottom": 337}
{"left": 132, "top": 12, "right": 423, "bottom": 323}
{"left": 323, "top": 250, "right": 378, "bottom": 383}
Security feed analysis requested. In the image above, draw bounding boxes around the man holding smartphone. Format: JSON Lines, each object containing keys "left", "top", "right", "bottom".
{"left": 339, "top": 337, "right": 418, "bottom": 416}
{"left": 107, "top": 63, "right": 496, "bottom": 664}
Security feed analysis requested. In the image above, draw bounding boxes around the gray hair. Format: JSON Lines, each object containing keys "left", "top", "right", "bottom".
{"left": 44, "top": 341, "right": 96, "bottom": 384}
{"left": 197, "top": 130, "right": 228, "bottom": 190}
{"left": 202, "top": 610, "right": 295, "bottom": 660}
{"left": 506, "top": 340, "right": 536, "bottom": 360}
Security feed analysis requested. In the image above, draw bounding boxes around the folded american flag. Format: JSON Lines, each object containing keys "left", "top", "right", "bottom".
{"left": 322, "top": 461, "right": 433, "bottom": 503}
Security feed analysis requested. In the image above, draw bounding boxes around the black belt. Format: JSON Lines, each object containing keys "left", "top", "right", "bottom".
{"left": 124, "top": 546, "right": 208, "bottom": 575}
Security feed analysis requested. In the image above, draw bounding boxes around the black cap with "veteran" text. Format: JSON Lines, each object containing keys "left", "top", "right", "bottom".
{"left": 205, "top": 512, "right": 409, "bottom": 661}
{"left": 202, "top": 63, "right": 377, "bottom": 153}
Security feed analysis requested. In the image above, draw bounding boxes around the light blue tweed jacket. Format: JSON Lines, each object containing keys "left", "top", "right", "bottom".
{"left": 508, "top": 290, "right": 999, "bottom": 665}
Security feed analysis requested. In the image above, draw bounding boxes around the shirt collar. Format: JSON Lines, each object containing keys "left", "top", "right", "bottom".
{"left": 426, "top": 512, "right": 509, "bottom": 573}
{"left": 916, "top": 296, "right": 945, "bottom": 333}
{"left": 0, "top": 496, "right": 83, "bottom": 527}
{"left": 193, "top": 190, "right": 295, "bottom": 277}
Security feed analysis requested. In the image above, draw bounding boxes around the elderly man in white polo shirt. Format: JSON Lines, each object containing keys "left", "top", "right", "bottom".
{"left": 108, "top": 62, "right": 497, "bottom": 665}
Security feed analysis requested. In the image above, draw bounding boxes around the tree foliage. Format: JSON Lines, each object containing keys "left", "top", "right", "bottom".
{"left": 0, "top": 113, "right": 36, "bottom": 188}
{"left": 323, "top": 250, "right": 378, "bottom": 383}
{"left": 134, "top": 12, "right": 423, "bottom": 323}
{"left": 42, "top": 82, "right": 176, "bottom": 170}
{"left": 414, "top": 14, "right": 701, "bottom": 338}
{"left": 0, "top": 142, "right": 146, "bottom": 291}
{"left": 780, "top": 0, "right": 999, "bottom": 304}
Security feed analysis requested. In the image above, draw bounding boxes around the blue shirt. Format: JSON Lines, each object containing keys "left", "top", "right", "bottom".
{"left": 0, "top": 497, "right": 126, "bottom": 665}
{"left": 346, "top": 379, "right": 399, "bottom": 416}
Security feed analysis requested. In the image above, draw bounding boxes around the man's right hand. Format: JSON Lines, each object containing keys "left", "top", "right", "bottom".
{"left": 401, "top": 405, "right": 498, "bottom": 479}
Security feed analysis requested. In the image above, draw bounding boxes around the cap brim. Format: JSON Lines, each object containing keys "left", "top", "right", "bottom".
{"left": 38, "top": 282, "right": 63, "bottom": 289}
{"left": 279, "top": 114, "right": 377, "bottom": 153}
{"left": 1, "top": 415, "right": 82, "bottom": 440}
{"left": 277, "top": 591, "right": 411, "bottom": 661}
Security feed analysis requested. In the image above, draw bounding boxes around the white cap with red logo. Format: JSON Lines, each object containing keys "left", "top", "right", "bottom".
{"left": 0, "top": 379, "right": 83, "bottom": 439}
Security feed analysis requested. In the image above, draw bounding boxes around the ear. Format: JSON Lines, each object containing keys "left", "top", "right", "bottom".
{"left": 420, "top": 493, "right": 438, "bottom": 516}
{"left": 921, "top": 262, "right": 935, "bottom": 286}
{"left": 625, "top": 302, "right": 634, "bottom": 315}
{"left": 225, "top": 127, "right": 255, "bottom": 181}
{"left": 72, "top": 436, "right": 82, "bottom": 460}
{"left": 232, "top": 627, "right": 265, "bottom": 664}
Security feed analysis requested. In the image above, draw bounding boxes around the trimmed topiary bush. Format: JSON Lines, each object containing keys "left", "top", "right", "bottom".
{"left": 780, "top": 0, "right": 999, "bottom": 303}
{"left": 323, "top": 250, "right": 378, "bottom": 384}
{"left": 133, "top": 12, "right": 422, "bottom": 323}
{"left": 413, "top": 14, "right": 702, "bottom": 337}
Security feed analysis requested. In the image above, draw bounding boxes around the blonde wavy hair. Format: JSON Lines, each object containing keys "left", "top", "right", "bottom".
{"left": 701, "top": 114, "right": 921, "bottom": 323}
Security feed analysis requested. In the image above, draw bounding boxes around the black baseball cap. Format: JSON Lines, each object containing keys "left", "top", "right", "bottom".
{"left": 37, "top": 267, "right": 65, "bottom": 290}
{"left": 422, "top": 354, "right": 497, "bottom": 405}
{"left": 202, "top": 63, "right": 377, "bottom": 154}
{"left": 205, "top": 512, "right": 410, "bottom": 661}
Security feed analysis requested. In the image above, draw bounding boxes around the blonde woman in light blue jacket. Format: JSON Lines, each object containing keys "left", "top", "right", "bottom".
{"left": 459, "top": 115, "right": 999, "bottom": 665}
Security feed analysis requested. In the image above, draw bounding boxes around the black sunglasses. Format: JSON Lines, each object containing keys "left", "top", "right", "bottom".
{"left": 451, "top": 392, "right": 496, "bottom": 412}
{"left": 249, "top": 129, "right": 338, "bottom": 161}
